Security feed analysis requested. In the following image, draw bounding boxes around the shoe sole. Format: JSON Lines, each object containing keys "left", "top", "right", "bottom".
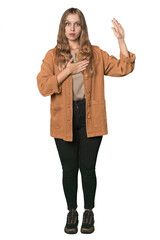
{"left": 64, "top": 227, "right": 78, "bottom": 234}
{"left": 81, "top": 226, "right": 95, "bottom": 234}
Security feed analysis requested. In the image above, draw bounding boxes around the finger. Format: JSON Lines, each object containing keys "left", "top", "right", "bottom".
{"left": 80, "top": 61, "right": 89, "bottom": 67}
{"left": 77, "top": 64, "right": 88, "bottom": 73}
{"left": 115, "top": 19, "right": 121, "bottom": 26}
{"left": 111, "top": 21, "right": 118, "bottom": 31}
{"left": 76, "top": 62, "right": 88, "bottom": 67}
{"left": 111, "top": 27, "right": 117, "bottom": 33}
{"left": 79, "top": 66, "right": 87, "bottom": 72}
{"left": 112, "top": 19, "right": 121, "bottom": 29}
{"left": 113, "top": 18, "right": 119, "bottom": 24}
{"left": 69, "top": 57, "right": 74, "bottom": 63}
{"left": 81, "top": 60, "right": 89, "bottom": 64}
{"left": 114, "top": 18, "right": 122, "bottom": 28}
{"left": 81, "top": 60, "right": 89, "bottom": 63}
{"left": 112, "top": 22, "right": 118, "bottom": 30}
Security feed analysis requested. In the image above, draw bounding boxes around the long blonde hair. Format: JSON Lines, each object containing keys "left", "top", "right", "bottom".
{"left": 54, "top": 7, "right": 97, "bottom": 79}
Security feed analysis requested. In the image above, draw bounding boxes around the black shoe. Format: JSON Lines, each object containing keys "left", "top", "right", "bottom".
{"left": 64, "top": 209, "right": 79, "bottom": 234}
{"left": 80, "top": 209, "right": 95, "bottom": 234}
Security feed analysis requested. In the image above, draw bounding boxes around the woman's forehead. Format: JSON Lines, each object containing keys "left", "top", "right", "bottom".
{"left": 65, "top": 14, "right": 80, "bottom": 22}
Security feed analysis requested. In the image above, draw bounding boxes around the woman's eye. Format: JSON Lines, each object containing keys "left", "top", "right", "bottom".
{"left": 65, "top": 23, "right": 80, "bottom": 26}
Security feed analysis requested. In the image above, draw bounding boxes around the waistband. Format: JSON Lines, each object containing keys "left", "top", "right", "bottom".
{"left": 73, "top": 98, "right": 85, "bottom": 104}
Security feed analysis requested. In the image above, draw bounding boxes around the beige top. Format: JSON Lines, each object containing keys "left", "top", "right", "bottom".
{"left": 71, "top": 51, "right": 85, "bottom": 101}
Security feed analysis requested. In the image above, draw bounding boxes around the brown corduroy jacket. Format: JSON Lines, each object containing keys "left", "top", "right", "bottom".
{"left": 36, "top": 45, "right": 136, "bottom": 142}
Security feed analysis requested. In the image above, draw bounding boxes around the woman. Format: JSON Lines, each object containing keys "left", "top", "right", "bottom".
{"left": 36, "top": 7, "right": 136, "bottom": 234}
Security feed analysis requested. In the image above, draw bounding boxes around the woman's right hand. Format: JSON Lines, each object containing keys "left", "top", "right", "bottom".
{"left": 66, "top": 57, "right": 89, "bottom": 75}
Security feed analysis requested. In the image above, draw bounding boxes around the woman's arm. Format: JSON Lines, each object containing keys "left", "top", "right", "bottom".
{"left": 37, "top": 50, "right": 67, "bottom": 97}
{"left": 100, "top": 18, "right": 136, "bottom": 77}
{"left": 101, "top": 48, "right": 136, "bottom": 77}
{"left": 57, "top": 67, "right": 71, "bottom": 86}
{"left": 111, "top": 18, "right": 130, "bottom": 57}
{"left": 118, "top": 38, "right": 129, "bottom": 57}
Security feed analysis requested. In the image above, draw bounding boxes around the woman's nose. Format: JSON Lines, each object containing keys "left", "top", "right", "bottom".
{"left": 71, "top": 25, "right": 75, "bottom": 30}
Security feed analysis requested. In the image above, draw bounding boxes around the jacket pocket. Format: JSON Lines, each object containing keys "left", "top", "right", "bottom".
{"left": 91, "top": 100, "right": 107, "bottom": 129}
{"left": 50, "top": 104, "right": 63, "bottom": 129}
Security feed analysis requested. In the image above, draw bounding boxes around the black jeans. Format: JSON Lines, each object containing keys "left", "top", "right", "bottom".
{"left": 54, "top": 98, "right": 102, "bottom": 210}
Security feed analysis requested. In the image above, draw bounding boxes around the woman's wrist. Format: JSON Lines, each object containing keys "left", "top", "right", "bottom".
{"left": 66, "top": 66, "right": 72, "bottom": 75}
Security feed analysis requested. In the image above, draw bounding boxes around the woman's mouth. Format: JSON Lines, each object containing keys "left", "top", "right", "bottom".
{"left": 69, "top": 33, "right": 75, "bottom": 36}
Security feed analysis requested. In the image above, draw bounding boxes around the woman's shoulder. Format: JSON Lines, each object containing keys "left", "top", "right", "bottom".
{"left": 46, "top": 47, "right": 56, "bottom": 56}
{"left": 91, "top": 45, "right": 102, "bottom": 56}
{"left": 91, "top": 45, "right": 103, "bottom": 60}
{"left": 42, "top": 47, "right": 57, "bottom": 62}
{"left": 92, "top": 45, "right": 101, "bottom": 51}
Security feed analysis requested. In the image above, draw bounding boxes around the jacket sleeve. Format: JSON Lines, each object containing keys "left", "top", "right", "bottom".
{"left": 100, "top": 48, "right": 136, "bottom": 77}
{"left": 36, "top": 50, "right": 62, "bottom": 96}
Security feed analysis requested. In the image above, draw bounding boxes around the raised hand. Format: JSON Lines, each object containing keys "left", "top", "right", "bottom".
{"left": 111, "top": 18, "right": 125, "bottom": 40}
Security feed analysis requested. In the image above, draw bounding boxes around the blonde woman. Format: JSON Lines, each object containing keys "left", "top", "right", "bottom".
{"left": 37, "top": 7, "right": 136, "bottom": 234}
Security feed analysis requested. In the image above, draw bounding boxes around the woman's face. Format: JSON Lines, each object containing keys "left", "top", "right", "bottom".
{"left": 65, "top": 14, "right": 81, "bottom": 41}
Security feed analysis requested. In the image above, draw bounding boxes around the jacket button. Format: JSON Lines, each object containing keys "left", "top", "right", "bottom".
{"left": 87, "top": 113, "right": 91, "bottom": 118}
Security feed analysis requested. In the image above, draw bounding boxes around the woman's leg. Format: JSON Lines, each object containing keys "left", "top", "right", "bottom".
{"left": 78, "top": 130, "right": 102, "bottom": 210}
{"left": 54, "top": 99, "right": 82, "bottom": 210}
{"left": 54, "top": 135, "right": 79, "bottom": 210}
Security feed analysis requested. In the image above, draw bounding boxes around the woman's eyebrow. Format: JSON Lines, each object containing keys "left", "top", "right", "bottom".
{"left": 65, "top": 20, "right": 80, "bottom": 23}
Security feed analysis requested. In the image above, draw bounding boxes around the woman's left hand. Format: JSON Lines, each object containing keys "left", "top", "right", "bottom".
{"left": 111, "top": 18, "right": 125, "bottom": 40}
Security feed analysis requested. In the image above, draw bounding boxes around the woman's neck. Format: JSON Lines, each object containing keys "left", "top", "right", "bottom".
{"left": 71, "top": 49, "right": 79, "bottom": 53}
{"left": 69, "top": 43, "right": 80, "bottom": 53}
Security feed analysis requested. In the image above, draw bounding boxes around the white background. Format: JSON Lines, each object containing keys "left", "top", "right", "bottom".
{"left": 0, "top": 0, "right": 160, "bottom": 239}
